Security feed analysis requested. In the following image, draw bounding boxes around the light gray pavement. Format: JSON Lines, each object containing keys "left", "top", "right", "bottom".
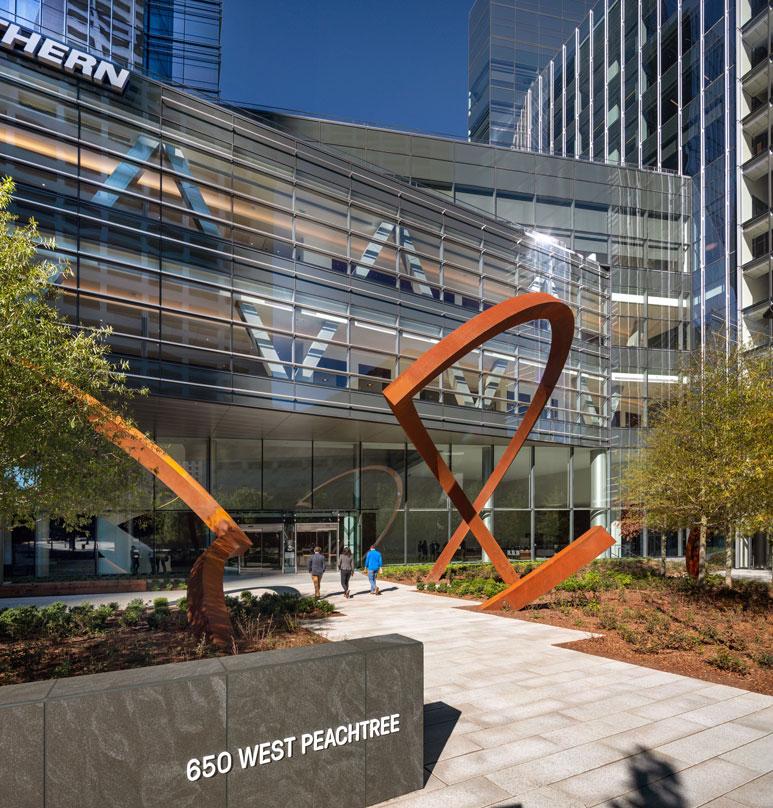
{"left": 731, "top": 569, "right": 772, "bottom": 584}
{"left": 2, "top": 571, "right": 771, "bottom": 807}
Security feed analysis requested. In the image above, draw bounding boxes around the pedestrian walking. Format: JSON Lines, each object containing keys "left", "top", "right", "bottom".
{"left": 339, "top": 546, "right": 354, "bottom": 598}
{"left": 363, "top": 544, "right": 383, "bottom": 595}
{"left": 308, "top": 545, "right": 326, "bottom": 597}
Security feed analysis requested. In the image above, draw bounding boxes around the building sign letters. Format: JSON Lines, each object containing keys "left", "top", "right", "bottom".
{"left": 0, "top": 17, "right": 130, "bottom": 93}
{"left": 186, "top": 713, "right": 401, "bottom": 782}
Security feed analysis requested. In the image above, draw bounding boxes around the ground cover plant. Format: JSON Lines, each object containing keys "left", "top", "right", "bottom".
{"left": 0, "top": 591, "right": 333, "bottom": 685}
{"left": 381, "top": 558, "right": 773, "bottom": 694}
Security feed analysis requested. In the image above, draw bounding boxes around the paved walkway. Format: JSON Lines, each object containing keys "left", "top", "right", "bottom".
{"left": 2, "top": 572, "right": 771, "bottom": 807}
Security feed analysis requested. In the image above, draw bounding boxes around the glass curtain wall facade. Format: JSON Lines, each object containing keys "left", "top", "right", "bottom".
{"left": 1, "top": 51, "right": 622, "bottom": 578}
{"left": 0, "top": 0, "right": 145, "bottom": 67}
{"left": 144, "top": 0, "right": 221, "bottom": 97}
{"left": 0, "top": 0, "right": 221, "bottom": 95}
{"left": 468, "top": 0, "right": 595, "bottom": 146}
{"left": 516, "top": 0, "right": 752, "bottom": 348}
{"left": 257, "top": 111, "right": 693, "bottom": 558}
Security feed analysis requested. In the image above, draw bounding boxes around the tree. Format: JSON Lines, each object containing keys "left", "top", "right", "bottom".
{"left": 621, "top": 338, "right": 773, "bottom": 583}
{"left": 0, "top": 177, "right": 144, "bottom": 536}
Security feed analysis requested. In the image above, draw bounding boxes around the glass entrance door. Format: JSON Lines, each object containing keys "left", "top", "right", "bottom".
{"left": 294, "top": 520, "right": 340, "bottom": 571}
{"left": 240, "top": 523, "right": 283, "bottom": 570}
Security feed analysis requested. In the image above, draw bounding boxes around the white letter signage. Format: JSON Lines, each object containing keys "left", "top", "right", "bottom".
{"left": 0, "top": 16, "right": 130, "bottom": 93}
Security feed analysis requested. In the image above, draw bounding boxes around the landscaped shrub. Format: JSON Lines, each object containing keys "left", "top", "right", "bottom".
{"left": 598, "top": 606, "right": 618, "bottom": 630}
{"left": 153, "top": 597, "right": 170, "bottom": 614}
{"left": 416, "top": 581, "right": 425, "bottom": 591}
{"left": 756, "top": 651, "right": 773, "bottom": 668}
{"left": 147, "top": 597, "right": 178, "bottom": 630}
{"left": 39, "top": 602, "right": 74, "bottom": 638}
{"left": 424, "top": 582, "right": 436, "bottom": 591}
{"left": 69, "top": 603, "right": 116, "bottom": 634}
{"left": 708, "top": 649, "right": 750, "bottom": 675}
{"left": 436, "top": 582, "right": 448, "bottom": 593}
{"left": 228, "top": 591, "right": 334, "bottom": 621}
{"left": 482, "top": 579, "right": 503, "bottom": 598}
{"left": 120, "top": 598, "right": 146, "bottom": 627}
{"left": 0, "top": 606, "right": 44, "bottom": 639}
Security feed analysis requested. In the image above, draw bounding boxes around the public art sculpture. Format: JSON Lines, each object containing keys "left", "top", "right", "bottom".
{"left": 50, "top": 378, "right": 250, "bottom": 646}
{"left": 383, "top": 292, "right": 615, "bottom": 612}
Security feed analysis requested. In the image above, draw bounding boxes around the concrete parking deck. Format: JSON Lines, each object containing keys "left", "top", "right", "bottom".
{"left": 2, "top": 572, "right": 771, "bottom": 807}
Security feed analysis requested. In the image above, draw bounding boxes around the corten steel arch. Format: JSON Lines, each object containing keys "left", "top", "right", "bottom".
{"left": 49, "top": 380, "right": 251, "bottom": 646}
{"left": 383, "top": 292, "right": 614, "bottom": 611}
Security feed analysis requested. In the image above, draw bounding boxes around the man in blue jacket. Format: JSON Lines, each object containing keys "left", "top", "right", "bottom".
{"left": 363, "top": 545, "right": 383, "bottom": 595}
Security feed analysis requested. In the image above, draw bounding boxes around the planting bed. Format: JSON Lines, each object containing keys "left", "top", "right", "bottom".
{"left": 0, "top": 591, "right": 332, "bottom": 685}
{"left": 382, "top": 558, "right": 773, "bottom": 694}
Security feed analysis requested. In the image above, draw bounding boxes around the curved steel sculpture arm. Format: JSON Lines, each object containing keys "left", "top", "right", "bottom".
{"left": 383, "top": 291, "right": 616, "bottom": 610}
{"left": 383, "top": 293, "right": 574, "bottom": 585}
{"left": 50, "top": 379, "right": 251, "bottom": 646}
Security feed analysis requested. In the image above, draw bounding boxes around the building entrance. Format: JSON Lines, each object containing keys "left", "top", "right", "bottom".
{"left": 232, "top": 512, "right": 358, "bottom": 574}
{"left": 294, "top": 520, "right": 340, "bottom": 572}
{"left": 240, "top": 523, "right": 285, "bottom": 570}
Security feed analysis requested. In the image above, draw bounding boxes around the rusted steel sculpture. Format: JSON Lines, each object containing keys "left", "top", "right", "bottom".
{"left": 383, "top": 292, "right": 614, "bottom": 611}
{"left": 479, "top": 526, "right": 614, "bottom": 612}
{"left": 53, "top": 380, "right": 251, "bottom": 646}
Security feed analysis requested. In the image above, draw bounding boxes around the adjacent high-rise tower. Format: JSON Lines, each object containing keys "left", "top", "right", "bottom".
{"left": 510, "top": 0, "right": 772, "bottom": 350}
{"left": 468, "top": 0, "right": 595, "bottom": 145}
{"left": 0, "top": 0, "right": 221, "bottom": 97}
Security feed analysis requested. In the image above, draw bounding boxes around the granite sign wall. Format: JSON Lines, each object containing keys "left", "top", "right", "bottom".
{"left": 0, "top": 634, "right": 423, "bottom": 808}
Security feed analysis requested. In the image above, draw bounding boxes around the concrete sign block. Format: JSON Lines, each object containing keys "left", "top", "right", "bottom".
{"left": 0, "top": 635, "right": 423, "bottom": 808}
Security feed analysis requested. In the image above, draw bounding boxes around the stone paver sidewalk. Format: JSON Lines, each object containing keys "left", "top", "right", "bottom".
{"left": 302, "top": 574, "right": 772, "bottom": 808}
{"left": 3, "top": 571, "right": 771, "bottom": 807}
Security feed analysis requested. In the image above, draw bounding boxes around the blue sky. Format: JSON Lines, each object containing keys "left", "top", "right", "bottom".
{"left": 220, "top": 0, "right": 472, "bottom": 137}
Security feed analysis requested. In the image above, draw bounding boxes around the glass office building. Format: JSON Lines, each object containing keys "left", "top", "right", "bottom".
{"left": 0, "top": 0, "right": 221, "bottom": 95}
{"left": 254, "top": 110, "right": 693, "bottom": 559}
{"left": 144, "top": 0, "right": 221, "bottom": 97}
{"left": 468, "top": 0, "right": 595, "bottom": 145}
{"left": 514, "top": 0, "right": 772, "bottom": 350}
{"left": 0, "top": 18, "right": 692, "bottom": 579}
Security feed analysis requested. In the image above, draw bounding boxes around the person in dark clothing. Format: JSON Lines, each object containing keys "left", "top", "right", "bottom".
{"left": 339, "top": 546, "right": 354, "bottom": 598}
{"left": 308, "top": 545, "right": 326, "bottom": 597}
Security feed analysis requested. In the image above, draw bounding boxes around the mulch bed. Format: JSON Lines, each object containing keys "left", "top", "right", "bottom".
{"left": 0, "top": 614, "right": 329, "bottom": 686}
{"left": 495, "top": 587, "right": 773, "bottom": 695}
{"left": 384, "top": 564, "right": 773, "bottom": 695}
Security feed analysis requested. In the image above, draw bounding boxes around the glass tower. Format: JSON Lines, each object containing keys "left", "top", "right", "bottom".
{"left": 144, "top": 0, "right": 221, "bottom": 98}
{"left": 0, "top": 0, "right": 145, "bottom": 67}
{"left": 0, "top": 0, "right": 221, "bottom": 96}
{"left": 515, "top": 0, "right": 772, "bottom": 350}
{"left": 468, "top": 0, "right": 595, "bottom": 146}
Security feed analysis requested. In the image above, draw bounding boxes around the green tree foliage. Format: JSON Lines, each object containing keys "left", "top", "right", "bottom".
{"left": 622, "top": 339, "right": 773, "bottom": 582}
{"left": 0, "top": 177, "right": 143, "bottom": 529}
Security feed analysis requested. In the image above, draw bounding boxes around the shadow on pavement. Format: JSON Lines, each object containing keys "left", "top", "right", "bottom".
{"left": 349, "top": 586, "right": 399, "bottom": 597}
{"left": 224, "top": 585, "right": 301, "bottom": 597}
{"left": 423, "top": 702, "right": 461, "bottom": 785}
{"left": 609, "top": 746, "right": 686, "bottom": 807}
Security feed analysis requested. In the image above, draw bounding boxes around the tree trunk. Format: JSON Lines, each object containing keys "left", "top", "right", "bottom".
{"left": 724, "top": 525, "right": 734, "bottom": 588}
{"left": 698, "top": 515, "right": 707, "bottom": 583}
{"left": 661, "top": 532, "right": 667, "bottom": 577}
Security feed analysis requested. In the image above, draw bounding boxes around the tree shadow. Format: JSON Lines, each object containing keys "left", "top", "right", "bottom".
{"left": 610, "top": 746, "right": 686, "bottom": 807}
{"left": 223, "top": 585, "right": 301, "bottom": 597}
{"left": 422, "top": 702, "right": 460, "bottom": 785}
